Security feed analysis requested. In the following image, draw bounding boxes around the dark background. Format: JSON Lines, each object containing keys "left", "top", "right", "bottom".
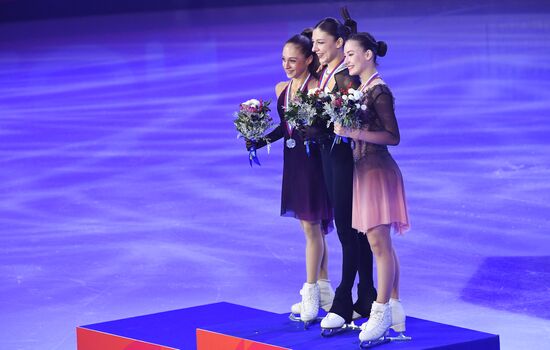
{"left": 2, "top": 0, "right": 549, "bottom": 23}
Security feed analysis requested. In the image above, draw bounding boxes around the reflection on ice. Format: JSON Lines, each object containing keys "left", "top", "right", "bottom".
{"left": 1, "top": 3, "right": 549, "bottom": 350}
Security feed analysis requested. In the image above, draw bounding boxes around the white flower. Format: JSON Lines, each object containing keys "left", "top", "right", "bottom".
{"left": 361, "top": 104, "right": 367, "bottom": 111}
{"left": 243, "top": 99, "right": 260, "bottom": 107}
{"left": 355, "top": 103, "right": 360, "bottom": 109}
{"left": 353, "top": 91, "right": 363, "bottom": 101}
{"left": 307, "top": 88, "right": 320, "bottom": 96}
{"left": 342, "top": 95, "right": 348, "bottom": 100}
{"left": 348, "top": 94, "right": 357, "bottom": 101}
{"left": 348, "top": 88, "right": 357, "bottom": 94}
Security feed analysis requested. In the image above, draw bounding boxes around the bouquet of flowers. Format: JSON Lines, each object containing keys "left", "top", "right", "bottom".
{"left": 323, "top": 88, "right": 367, "bottom": 148}
{"left": 234, "top": 98, "right": 274, "bottom": 166}
{"left": 285, "top": 88, "right": 332, "bottom": 129}
{"left": 284, "top": 88, "right": 331, "bottom": 156}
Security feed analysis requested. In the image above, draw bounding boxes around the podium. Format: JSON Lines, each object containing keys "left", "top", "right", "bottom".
{"left": 77, "top": 302, "right": 500, "bottom": 349}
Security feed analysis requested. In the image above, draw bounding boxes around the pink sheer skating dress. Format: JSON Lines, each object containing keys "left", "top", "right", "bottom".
{"left": 351, "top": 84, "right": 410, "bottom": 235}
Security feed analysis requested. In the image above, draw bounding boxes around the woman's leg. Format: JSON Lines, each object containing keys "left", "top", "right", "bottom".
{"left": 366, "top": 224, "right": 395, "bottom": 304}
{"left": 391, "top": 247, "right": 400, "bottom": 299}
{"left": 301, "top": 220, "right": 324, "bottom": 283}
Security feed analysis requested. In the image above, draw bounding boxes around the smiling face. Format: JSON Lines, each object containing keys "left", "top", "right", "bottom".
{"left": 282, "top": 43, "right": 312, "bottom": 79}
{"left": 344, "top": 39, "right": 373, "bottom": 76}
{"left": 312, "top": 28, "right": 344, "bottom": 66}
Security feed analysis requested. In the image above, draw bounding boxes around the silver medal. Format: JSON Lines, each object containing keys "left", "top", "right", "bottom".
{"left": 286, "top": 138, "right": 296, "bottom": 149}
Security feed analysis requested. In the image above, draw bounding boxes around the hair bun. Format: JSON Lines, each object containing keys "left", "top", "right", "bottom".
{"left": 377, "top": 41, "right": 388, "bottom": 57}
{"left": 301, "top": 28, "right": 313, "bottom": 39}
{"left": 340, "top": 6, "right": 358, "bottom": 34}
{"left": 344, "top": 20, "right": 357, "bottom": 34}
{"left": 341, "top": 24, "right": 352, "bottom": 38}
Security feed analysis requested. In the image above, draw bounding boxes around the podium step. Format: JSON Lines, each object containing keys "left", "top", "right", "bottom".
{"left": 77, "top": 302, "right": 277, "bottom": 350}
{"left": 77, "top": 302, "right": 499, "bottom": 350}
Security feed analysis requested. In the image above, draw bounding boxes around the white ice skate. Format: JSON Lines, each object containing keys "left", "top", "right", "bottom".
{"left": 290, "top": 279, "right": 334, "bottom": 318}
{"left": 388, "top": 298, "right": 411, "bottom": 342}
{"left": 359, "top": 301, "right": 392, "bottom": 348}
{"left": 320, "top": 312, "right": 361, "bottom": 337}
{"left": 288, "top": 282, "right": 321, "bottom": 329}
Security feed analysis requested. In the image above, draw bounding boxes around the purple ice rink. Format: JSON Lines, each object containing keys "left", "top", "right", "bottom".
{"left": 1, "top": 1, "right": 549, "bottom": 349}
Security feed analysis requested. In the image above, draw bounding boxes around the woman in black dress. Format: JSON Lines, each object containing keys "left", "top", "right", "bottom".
{"left": 248, "top": 30, "right": 334, "bottom": 324}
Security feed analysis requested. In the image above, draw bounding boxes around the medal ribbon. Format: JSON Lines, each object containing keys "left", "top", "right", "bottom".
{"left": 318, "top": 58, "right": 346, "bottom": 90}
{"left": 359, "top": 72, "right": 380, "bottom": 93}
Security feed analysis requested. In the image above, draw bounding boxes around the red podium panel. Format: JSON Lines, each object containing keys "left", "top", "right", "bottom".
{"left": 77, "top": 302, "right": 277, "bottom": 350}
{"left": 77, "top": 327, "right": 176, "bottom": 350}
{"left": 196, "top": 329, "right": 290, "bottom": 350}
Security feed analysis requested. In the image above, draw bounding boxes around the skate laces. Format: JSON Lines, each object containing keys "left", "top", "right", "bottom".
{"left": 300, "top": 285, "right": 319, "bottom": 307}
{"left": 361, "top": 309, "right": 384, "bottom": 331}
{"left": 303, "top": 289, "right": 317, "bottom": 303}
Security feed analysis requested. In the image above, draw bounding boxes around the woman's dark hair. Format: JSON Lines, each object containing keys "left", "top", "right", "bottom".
{"left": 314, "top": 17, "right": 352, "bottom": 42}
{"left": 285, "top": 28, "right": 320, "bottom": 77}
{"left": 348, "top": 32, "right": 388, "bottom": 62}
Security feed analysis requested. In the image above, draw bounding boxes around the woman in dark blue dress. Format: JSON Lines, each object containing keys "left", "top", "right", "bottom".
{"left": 247, "top": 30, "right": 334, "bottom": 324}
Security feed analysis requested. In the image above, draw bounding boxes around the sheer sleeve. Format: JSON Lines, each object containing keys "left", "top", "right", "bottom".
{"left": 333, "top": 70, "right": 360, "bottom": 92}
{"left": 370, "top": 85, "right": 400, "bottom": 141}
{"left": 350, "top": 84, "right": 400, "bottom": 146}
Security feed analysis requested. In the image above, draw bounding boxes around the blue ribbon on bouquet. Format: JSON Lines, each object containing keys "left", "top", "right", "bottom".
{"left": 304, "top": 140, "right": 316, "bottom": 158}
{"left": 248, "top": 145, "right": 261, "bottom": 167}
{"left": 330, "top": 135, "right": 355, "bottom": 152}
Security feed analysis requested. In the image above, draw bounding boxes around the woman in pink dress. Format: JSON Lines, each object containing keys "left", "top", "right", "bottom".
{"left": 333, "top": 31, "right": 410, "bottom": 345}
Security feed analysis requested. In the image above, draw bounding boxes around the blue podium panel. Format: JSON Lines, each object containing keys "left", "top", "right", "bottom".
{"left": 198, "top": 312, "right": 500, "bottom": 350}
{"left": 78, "top": 302, "right": 278, "bottom": 350}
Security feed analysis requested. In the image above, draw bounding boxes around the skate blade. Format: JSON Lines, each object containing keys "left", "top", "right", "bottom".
{"left": 387, "top": 332, "right": 412, "bottom": 341}
{"left": 359, "top": 337, "right": 391, "bottom": 348}
{"left": 288, "top": 313, "right": 301, "bottom": 322}
{"left": 288, "top": 313, "right": 322, "bottom": 330}
{"left": 321, "top": 327, "right": 346, "bottom": 337}
{"left": 359, "top": 333, "right": 411, "bottom": 348}
{"left": 321, "top": 322, "right": 361, "bottom": 337}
